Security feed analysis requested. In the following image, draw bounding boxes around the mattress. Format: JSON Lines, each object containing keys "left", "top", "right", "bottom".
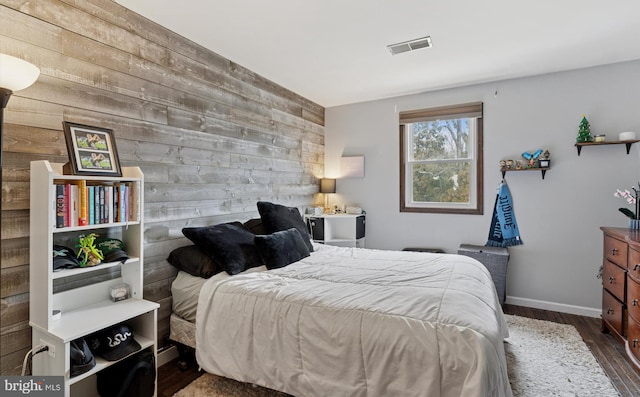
{"left": 171, "top": 270, "right": 208, "bottom": 323}
{"left": 169, "top": 266, "right": 268, "bottom": 348}
{"left": 196, "top": 244, "right": 512, "bottom": 397}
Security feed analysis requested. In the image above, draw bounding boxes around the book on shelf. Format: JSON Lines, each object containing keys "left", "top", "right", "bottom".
{"left": 106, "top": 185, "right": 112, "bottom": 224}
{"left": 55, "top": 183, "right": 79, "bottom": 228}
{"left": 94, "top": 185, "right": 100, "bottom": 224}
{"left": 129, "top": 181, "right": 141, "bottom": 222}
{"left": 52, "top": 180, "right": 138, "bottom": 227}
{"left": 69, "top": 183, "right": 79, "bottom": 227}
{"left": 113, "top": 184, "right": 119, "bottom": 223}
{"left": 124, "top": 183, "right": 129, "bottom": 222}
{"left": 88, "top": 185, "right": 95, "bottom": 225}
{"left": 117, "top": 183, "right": 127, "bottom": 223}
{"left": 98, "top": 185, "right": 104, "bottom": 224}
{"left": 55, "top": 184, "right": 65, "bottom": 228}
{"left": 78, "top": 180, "right": 88, "bottom": 226}
{"left": 64, "top": 184, "right": 71, "bottom": 227}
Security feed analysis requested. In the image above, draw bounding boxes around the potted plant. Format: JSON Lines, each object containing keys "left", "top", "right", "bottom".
{"left": 615, "top": 183, "right": 640, "bottom": 229}
{"left": 76, "top": 233, "right": 104, "bottom": 267}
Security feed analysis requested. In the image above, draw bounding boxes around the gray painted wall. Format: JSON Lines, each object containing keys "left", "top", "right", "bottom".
{"left": 325, "top": 60, "right": 640, "bottom": 316}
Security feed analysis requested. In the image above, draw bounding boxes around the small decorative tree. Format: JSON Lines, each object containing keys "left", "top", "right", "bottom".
{"left": 576, "top": 115, "right": 593, "bottom": 142}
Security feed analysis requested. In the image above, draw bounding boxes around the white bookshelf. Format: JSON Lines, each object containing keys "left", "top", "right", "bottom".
{"left": 29, "top": 160, "right": 158, "bottom": 397}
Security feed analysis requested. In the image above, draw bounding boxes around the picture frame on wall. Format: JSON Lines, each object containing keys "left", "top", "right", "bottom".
{"left": 62, "top": 122, "right": 122, "bottom": 177}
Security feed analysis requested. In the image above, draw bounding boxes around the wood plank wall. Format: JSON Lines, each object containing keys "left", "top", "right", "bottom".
{"left": 0, "top": 0, "right": 325, "bottom": 374}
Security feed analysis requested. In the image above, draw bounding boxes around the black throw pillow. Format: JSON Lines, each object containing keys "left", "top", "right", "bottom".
{"left": 257, "top": 201, "right": 313, "bottom": 251}
{"left": 167, "top": 245, "right": 221, "bottom": 279}
{"left": 182, "top": 222, "right": 263, "bottom": 275}
{"left": 254, "top": 228, "right": 311, "bottom": 270}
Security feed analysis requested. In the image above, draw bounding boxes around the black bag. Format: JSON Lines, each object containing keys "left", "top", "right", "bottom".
{"left": 97, "top": 349, "right": 155, "bottom": 397}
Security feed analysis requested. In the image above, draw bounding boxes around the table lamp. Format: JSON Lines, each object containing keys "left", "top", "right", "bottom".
{"left": 320, "top": 178, "right": 336, "bottom": 212}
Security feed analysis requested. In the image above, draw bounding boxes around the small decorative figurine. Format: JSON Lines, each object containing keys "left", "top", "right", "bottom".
{"left": 539, "top": 149, "right": 551, "bottom": 168}
{"left": 76, "top": 233, "right": 103, "bottom": 267}
{"left": 576, "top": 115, "right": 593, "bottom": 142}
{"left": 516, "top": 160, "right": 524, "bottom": 170}
{"left": 506, "top": 159, "right": 514, "bottom": 169}
{"left": 522, "top": 149, "right": 543, "bottom": 168}
{"left": 499, "top": 160, "right": 507, "bottom": 170}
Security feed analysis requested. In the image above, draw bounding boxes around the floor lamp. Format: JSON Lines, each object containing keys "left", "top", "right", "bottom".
{"left": 0, "top": 54, "right": 40, "bottom": 259}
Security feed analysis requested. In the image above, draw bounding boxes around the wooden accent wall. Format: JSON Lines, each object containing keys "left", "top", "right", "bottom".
{"left": 0, "top": 0, "right": 324, "bottom": 374}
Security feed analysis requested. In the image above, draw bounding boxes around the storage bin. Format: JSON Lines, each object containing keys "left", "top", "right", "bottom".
{"left": 402, "top": 247, "right": 445, "bottom": 253}
{"left": 457, "top": 244, "right": 509, "bottom": 305}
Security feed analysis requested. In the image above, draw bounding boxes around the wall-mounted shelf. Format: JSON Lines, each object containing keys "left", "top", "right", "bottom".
{"left": 575, "top": 140, "right": 640, "bottom": 155}
{"left": 501, "top": 167, "right": 550, "bottom": 180}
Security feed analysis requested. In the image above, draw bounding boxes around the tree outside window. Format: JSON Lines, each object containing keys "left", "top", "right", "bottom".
{"left": 400, "top": 102, "right": 483, "bottom": 214}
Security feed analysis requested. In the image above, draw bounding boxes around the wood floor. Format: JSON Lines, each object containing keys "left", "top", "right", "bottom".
{"left": 157, "top": 304, "right": 640, "bottom": 397}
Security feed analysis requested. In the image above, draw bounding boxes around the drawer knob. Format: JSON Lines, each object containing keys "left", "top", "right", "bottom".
{"left": 612, "top": 248, "right": 619, "bottom": 255}
{"left": 634, "top": 339, "right": 639, "bottom": 348}
{"left": 609, "top": 276, "right": 615, "bottom": 284}
{"left": 634, "top": 264, "right": 640, "bottom": 271}
{"left": 634, "top": 299, "right": 639, "bottom": 306}
{"left": 607, "top": 308, "right": 614, "bottom": 315}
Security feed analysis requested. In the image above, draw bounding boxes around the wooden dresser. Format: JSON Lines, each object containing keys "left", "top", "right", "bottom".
{"left": 601, "top": 227, "right": 640, "bottom": 371}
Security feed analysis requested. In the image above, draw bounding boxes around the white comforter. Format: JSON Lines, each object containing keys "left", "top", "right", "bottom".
{"left": 196, "top": 244, "right": 512, "bottom": 397}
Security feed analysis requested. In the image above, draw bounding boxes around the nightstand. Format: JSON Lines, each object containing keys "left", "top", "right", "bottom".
{"left": 306, "top": 214, "right": 365, "bottom": 248}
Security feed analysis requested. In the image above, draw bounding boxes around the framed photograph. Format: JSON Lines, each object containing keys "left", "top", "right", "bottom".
{"left": 63, "top": 122, "right": 122, "bottom": 177}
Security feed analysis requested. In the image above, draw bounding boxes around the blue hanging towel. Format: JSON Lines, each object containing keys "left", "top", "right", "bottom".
{"left": 486, "top": 181, "right": 523, "bottom": 247}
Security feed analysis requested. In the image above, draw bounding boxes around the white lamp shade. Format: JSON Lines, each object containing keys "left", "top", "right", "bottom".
{"left": 0, "top": 54, "right": 40, "bottom": 92}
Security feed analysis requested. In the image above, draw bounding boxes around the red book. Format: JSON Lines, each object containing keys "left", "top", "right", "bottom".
{"left": 64, "top": 183, "right": 71, "bottom": 227}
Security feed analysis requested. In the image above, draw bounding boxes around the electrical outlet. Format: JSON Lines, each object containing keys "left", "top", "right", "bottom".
{"left": 40, "top": 339, "right": 55, "bottom": 358}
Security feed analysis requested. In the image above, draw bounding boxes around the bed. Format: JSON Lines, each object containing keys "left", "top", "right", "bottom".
{"left": 168, "top": 202, "right": 512, "bottom": 397}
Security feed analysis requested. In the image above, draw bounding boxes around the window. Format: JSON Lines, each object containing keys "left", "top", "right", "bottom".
{"left": 400, "top": 102, "right": 483, "bottom": 214}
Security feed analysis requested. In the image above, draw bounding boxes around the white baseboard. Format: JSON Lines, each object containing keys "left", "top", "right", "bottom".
{"left": 157, "top": 345, "right": 179, "bottom": 367}
{"left": 505, "top": 296, "right": 601, "bottom": 318}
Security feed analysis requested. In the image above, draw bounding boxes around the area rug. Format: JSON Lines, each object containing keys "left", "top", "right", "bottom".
{"left": 503, "top": 314, "right": 619, "bottom": 396}
{"left": 173, "top": 314, "right": 619, "bottom": 397}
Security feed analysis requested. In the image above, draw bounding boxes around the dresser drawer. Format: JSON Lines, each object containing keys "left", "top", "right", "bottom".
{"left": 604, "top": 234, "right": 628, "bottom": 268}
{"left": 629, "top": 276, "right": 640, "bottom": 322}
{"left": 629, "top": 246, "right": 640, "bottom": 282}
{"left": 603, "top": 289, "right": 626, "bottom": 336}
{"left": 627, "top": 316, "right": 640, "bottom": 362}
{"left": 603, "top": 259, "right": 626, "bottom": 301}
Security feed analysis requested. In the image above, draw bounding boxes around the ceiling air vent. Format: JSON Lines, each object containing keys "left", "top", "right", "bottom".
{"left": 387, "top": 36, "right": 432, "bottom": 55}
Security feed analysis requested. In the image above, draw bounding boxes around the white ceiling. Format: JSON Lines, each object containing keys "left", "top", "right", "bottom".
{"left": 115, "top": 0, "right": 640, "bottom": 108}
